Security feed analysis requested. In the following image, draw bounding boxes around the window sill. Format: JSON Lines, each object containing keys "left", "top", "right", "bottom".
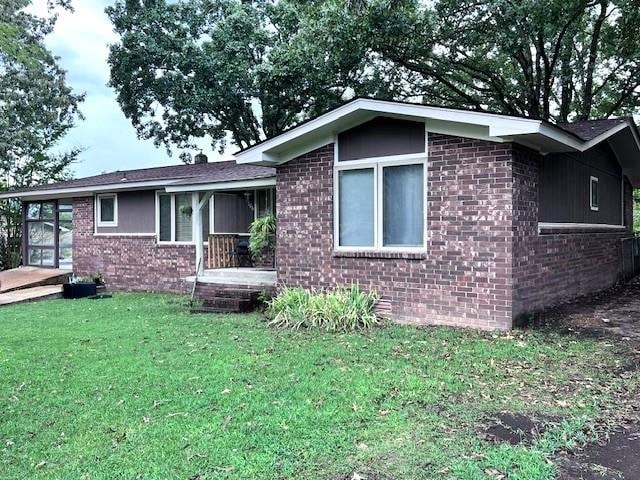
{"left": 333, "top": 250, "right": 427, "bottom": 260}
{"left": 538, "top": 223, "right": 628, "bottom": 235}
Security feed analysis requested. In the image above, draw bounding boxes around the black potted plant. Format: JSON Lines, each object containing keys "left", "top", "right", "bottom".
{"left": 63, "top": 274, "right": 98, "bottom": 299}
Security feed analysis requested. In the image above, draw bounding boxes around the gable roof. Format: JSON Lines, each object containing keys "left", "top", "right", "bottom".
{"left": 0, "top": 161, "right": 275, "bottom": 200}
{"left": 234, "top": 97, "right": 640, "bottom": 186}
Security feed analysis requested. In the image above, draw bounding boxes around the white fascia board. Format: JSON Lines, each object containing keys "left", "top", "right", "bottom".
{"left": 234, "top": 98, "right": 544, "bottom": 164}
{"left": 0, "top": 179, "right": 181, "bottom": 200}
{"left": 164, "top": 177, "right": 276, "bottom": 193}
{"left": 234, "top": 97, "right": 638, "bottom": 165}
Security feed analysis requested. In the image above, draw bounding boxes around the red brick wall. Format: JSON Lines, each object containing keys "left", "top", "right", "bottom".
{"left": 512, "top": 145, "right": 633, "bottom": 316}
{"left": 276, "top": 137, "right": 515, "bottom": 330}
{"left": 72, "top": 197, "right": 194, "bottom": 293}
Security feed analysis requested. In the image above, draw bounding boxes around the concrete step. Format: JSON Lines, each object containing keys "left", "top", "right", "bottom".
{"left": 185, "top": 268, "right": 276, "bottom": 287}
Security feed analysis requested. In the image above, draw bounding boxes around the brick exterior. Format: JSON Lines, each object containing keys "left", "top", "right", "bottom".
{"left": 67, "top": 136, "right": 634, "bottom": 329}
{"left": 512, "top": 145, "right": 633, "bottom": 316}
{"left": 73, "top": 197, "right": 194, "bottom": 293}
{"left": 275, "top": 139, "right": 634, "bottom": 330}
{"left": 276, "top": 137, "right": 515, "bottom": 330}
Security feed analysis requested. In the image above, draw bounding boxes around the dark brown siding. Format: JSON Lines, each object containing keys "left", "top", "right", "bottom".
{"left": 538, "top": 143, "right": 623, "bottom": 225}
{"left": 338, "top": 117, "right": 425, "bottom": 160}
{"left": 96, "top": 190, "right": 156, "bottom": 234}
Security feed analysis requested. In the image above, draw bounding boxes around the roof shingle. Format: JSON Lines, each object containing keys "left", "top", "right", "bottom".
{"left": 557, "top": 118, "right": 629, "bottom": 141}
{"left": 4, "top": 160, "right": 275, "bottom": 194}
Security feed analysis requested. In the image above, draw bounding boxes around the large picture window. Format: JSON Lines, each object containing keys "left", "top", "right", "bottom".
{"left": 24, "top": 200, "right": 73, "bottom": 268}
{"left": 335, "top": 156, "right": 426, "bottom": 250}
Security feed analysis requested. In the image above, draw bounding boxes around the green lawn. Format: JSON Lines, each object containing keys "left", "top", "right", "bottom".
{"left": 0, "top": 294, "right": 637, "bottom": 479}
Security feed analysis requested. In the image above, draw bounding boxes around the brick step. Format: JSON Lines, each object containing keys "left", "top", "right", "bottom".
{"left": 192, "top": 296, "right": 256, "bottom": 313}
{"left": 194, "top": 286, "right": 262, "bottom": 300}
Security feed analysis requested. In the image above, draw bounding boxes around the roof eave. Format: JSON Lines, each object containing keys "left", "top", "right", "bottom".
{"left": 164, "top": 176, "right": 276, "bottom": 193}
{"left": 0, "top": 179, "right": 183, "bottom": 201}
{"left": 235, "top": 98, "right": 544, "bottom": 165}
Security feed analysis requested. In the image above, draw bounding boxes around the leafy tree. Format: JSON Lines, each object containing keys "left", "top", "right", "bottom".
{"left": 346, "top": 0, "right": 640, "bottom": 122}
{"left": 0, "top": 0, "right": 83, "bottom": 269}
{"left": 108, "top": 0, "right": 640, "bottom": 159}
{"left": 106, "top": 0, "right": 392, "bottom": 154}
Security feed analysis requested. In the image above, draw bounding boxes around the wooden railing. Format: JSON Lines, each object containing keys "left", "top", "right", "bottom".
{"left": 207, "top": 234, "right": 237, "bottom": 269}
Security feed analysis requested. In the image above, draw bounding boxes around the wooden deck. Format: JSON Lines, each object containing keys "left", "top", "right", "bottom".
{"left": 0, "top": 267, "right": 71, "bottom": 293}
{"left": 0, "top": 285, "right": 63, "bottom": 306}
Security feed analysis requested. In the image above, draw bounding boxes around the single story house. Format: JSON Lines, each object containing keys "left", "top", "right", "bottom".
{"left": 2, "top": 98, "right": 639, "bottom": 329}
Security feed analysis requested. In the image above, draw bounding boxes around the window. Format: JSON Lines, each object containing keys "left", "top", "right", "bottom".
{"left": 158, "top": 192, "right": 195, "bottom": 243}
{"left": 590, "top": 176, "right": 599, "bottom": 211}
{"left": 338, "top": 169, "right": 375, "bottom": 246}
{"left": 97, "top": 194, "right": 117, "bottom": 226}
{"left": 25, "top": 201, "right": 56, "bottom": 266}
{"left": 58, "top": 202, "right": 73, "bottom": 269}
{"left": 335, "top": 157, "right": 426, "bottom": 250}
{"left": 257, "top": 189, "right": 274, "bottom": 218}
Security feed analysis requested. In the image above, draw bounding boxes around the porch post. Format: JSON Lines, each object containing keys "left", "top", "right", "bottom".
{"left": 194, "top": 192, "right": 213, "bottom": 276}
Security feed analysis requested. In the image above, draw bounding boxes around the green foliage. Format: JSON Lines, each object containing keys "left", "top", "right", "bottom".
{"left": 0, "top": 294, "right": 637, "bottom": 478}
{"left": 107, "top": 0, "right": 640, "bottom": 158}
{"left": 341, "top": 0, "right": 640, "bottom": 121}
{"left": 266, "top": 284, "right": 381, "bottom": 331}
{"left": 0, "top": 0, "right": 83, "bottom": 269}
{"left": 106, "top": 0, "right": 392, "bottom": 154}
{"left": 248, "top": 214, "right": 276, "bottom": 257}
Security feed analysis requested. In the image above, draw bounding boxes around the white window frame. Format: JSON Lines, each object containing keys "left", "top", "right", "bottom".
{"left": 333, "top": 148, "right": 428, "bottom": 253}
{"left": 590, "top": 176, "right": 599, "bottom": 211}
{"left": 96, "top": 193, "right": 118, "bottom": 227}
{"left": 155, "top": 191, "right": 198, "bottom": 244}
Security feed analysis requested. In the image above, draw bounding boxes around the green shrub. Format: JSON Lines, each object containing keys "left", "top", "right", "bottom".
{"left": 249, "top": 214, "right": 276, "bottom": 256}
{"left": 266, "top": 284, "right": 381, "bottom": 331}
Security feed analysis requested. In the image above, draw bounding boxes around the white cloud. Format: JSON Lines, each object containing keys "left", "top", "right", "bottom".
{"left": 31, "top": 0, "right": 229, "bottom": 178}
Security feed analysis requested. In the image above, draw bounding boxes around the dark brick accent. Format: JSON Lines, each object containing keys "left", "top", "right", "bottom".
{"left": 276, "top": 137, "right": 515, "bottom": 330}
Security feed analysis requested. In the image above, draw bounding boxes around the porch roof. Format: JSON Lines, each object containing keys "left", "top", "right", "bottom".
{"left": 0, "top": 160, "right": 275, "bottom": 200}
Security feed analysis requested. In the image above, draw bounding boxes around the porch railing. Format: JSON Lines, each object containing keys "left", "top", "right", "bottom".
{"left": 207, "top": 234, "right": 237, "bottom": 269}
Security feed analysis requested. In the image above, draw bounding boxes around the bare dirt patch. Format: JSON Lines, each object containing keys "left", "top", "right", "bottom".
{"left": 556, "top": 423, "right": 640, "bottom": 480}
{"left": 482, "top": 412, "right": 559, "bottom": 445}
{"left": 521, "top": 277, "right": 640, "bottom": 344}
{"left": 518, "top": 277, "right": 640, "bottom": 479}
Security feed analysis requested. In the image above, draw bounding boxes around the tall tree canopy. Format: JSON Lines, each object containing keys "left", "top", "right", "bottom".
{"left": 0, "top": 0, "right": 83, "bottom": 268}
{"left": 106, "top": 0, "right": 392, "bottom": 154}
{"left": 107, "top": 0, "right": 640, "bottom": 154}
{"left": 354, "top": 0, "right": 640, "bottom": 122}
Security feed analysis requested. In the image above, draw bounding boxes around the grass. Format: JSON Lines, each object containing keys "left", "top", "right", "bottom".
{"left": 0, "top": 293, "right": 637, "bottom": 479}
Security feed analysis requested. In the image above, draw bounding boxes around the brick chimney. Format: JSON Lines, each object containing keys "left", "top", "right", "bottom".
{"left": 194, "top": 152, "right": 208, "bottom": 164}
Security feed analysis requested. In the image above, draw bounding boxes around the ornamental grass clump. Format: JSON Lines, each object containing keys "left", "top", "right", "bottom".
{"left": 266, "top": 284, "right": 381, "bottom": 331}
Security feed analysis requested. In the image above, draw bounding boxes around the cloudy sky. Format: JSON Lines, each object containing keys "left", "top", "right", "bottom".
{"left": 37, "top": 0, "right": 228, "bottom": 178}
